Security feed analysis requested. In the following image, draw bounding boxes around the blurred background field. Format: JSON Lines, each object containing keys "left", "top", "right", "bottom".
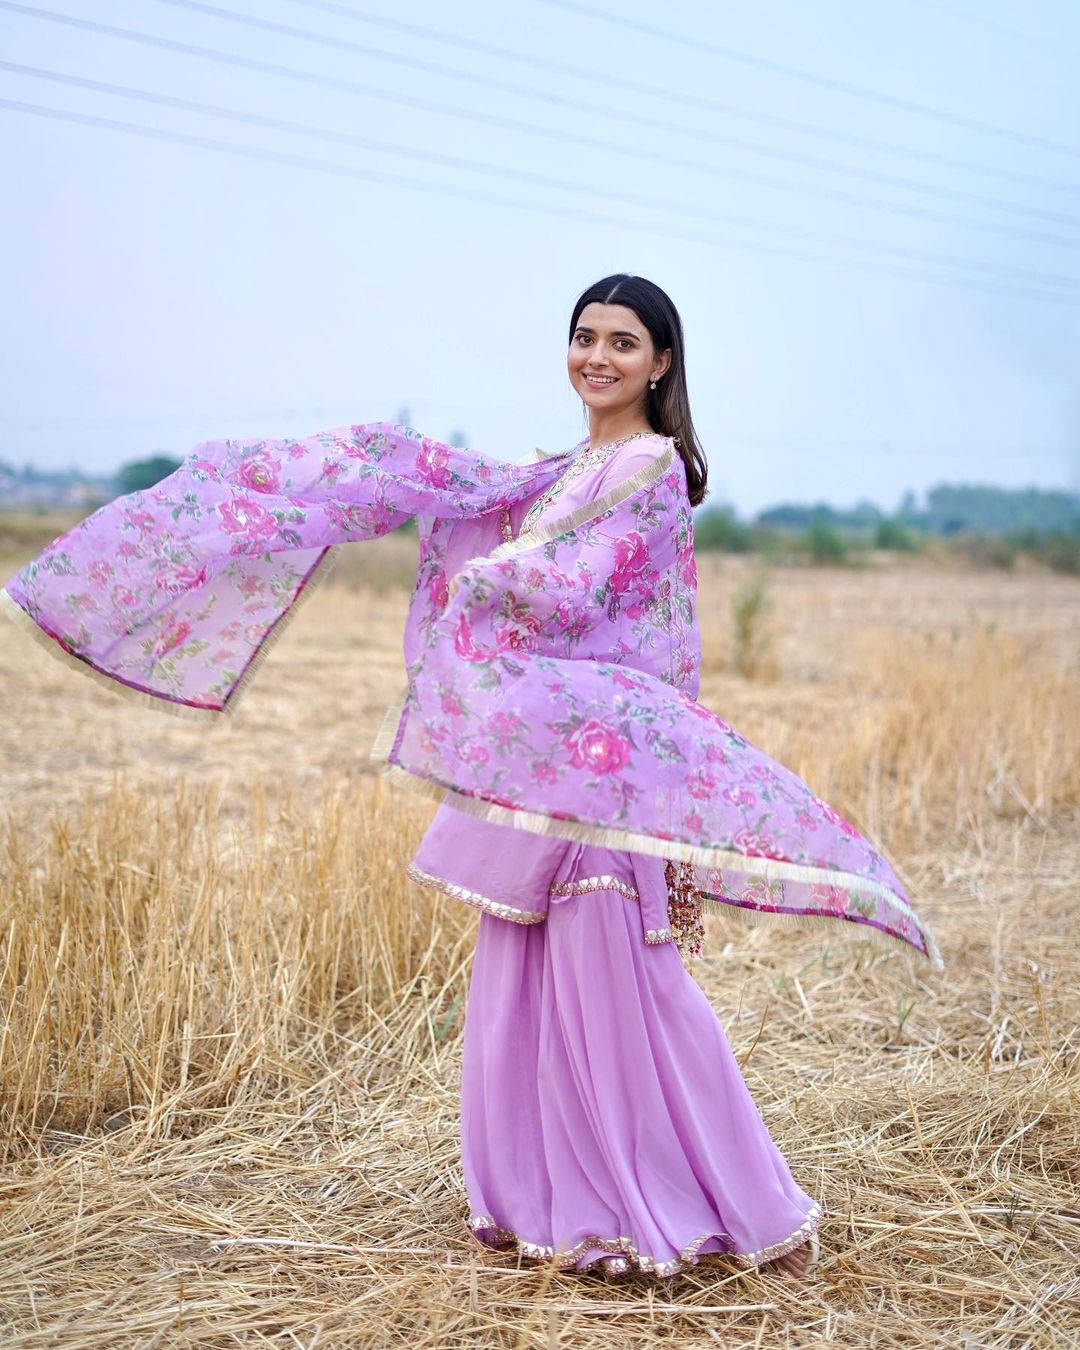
{"left": 1, "top": 528, "right": 1077, "bottom": 1347}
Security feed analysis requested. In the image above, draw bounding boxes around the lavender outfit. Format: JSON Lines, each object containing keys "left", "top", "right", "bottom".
{"left": 409, "top": 436, "right": 821, "bottom": 1277}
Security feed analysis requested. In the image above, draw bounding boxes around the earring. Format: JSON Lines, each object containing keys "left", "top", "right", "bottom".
{"left": 650, "top": 380, "right": 657, "bottom": 390}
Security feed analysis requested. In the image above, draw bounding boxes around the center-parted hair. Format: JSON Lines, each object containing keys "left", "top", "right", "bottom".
{"left": 569, "top": 274, "right": 708, "bottom": 507}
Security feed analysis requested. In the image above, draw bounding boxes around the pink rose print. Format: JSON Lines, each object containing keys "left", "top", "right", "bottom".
{"left": 732, "top": 827, "right": 775, "bottom": 859}
{"left": 564, "top": 718, "right": 632, "bottom": 774}
{"left": 609, "top": 532, "right": 651, "bottom": 595}
{"left": 453, "top": 612, "right": 497, "bottom": 661}
{"left": 722, "top": 786, "right": 756, "bottom": 808}
{"left": 111, "top": 583, "right": 136, "bottom": 608}
{"left": 677, "top": 541, "right": 697, "bottom": 587}
{"left": 818, "top": 800, "right": 860, "bottom": 838}
{"left": 494, "top": 614, "right": 540, "bottom": 653}
{"left": 429, "top": 570, "right": 449, "bottom": 611}
{"left": 116, "top": 540, "right": 141, "bottom": 559}
{"left": 240, "top": 574, "right": 264, "bottom": 598}
{"left": 811, "top": 884, "right": 849, "bottom": 914}
{"left": 611, "top": 669, "right": 641, "bottom": 691}
{"left": 531, "top": 761, "right": 558, "bottom": 786}
{"left": 705, "top": 744, "right": 728, "bottom": 765}
{"left": 416, "top": 441, "right": 451, "bottom": 490}
{"left": 88, "top": 559, "right": 113, "bottom": 585}
{"left": 683, "top": 810, "right": 703, "bottom": 833}
{"left": 156, "top": 562, "right": 208, "bottom": 596}
{"left": 218, "top": 497, "right": 277, "bottom": 554}
{"left": 188, "top": 456, "right": 222, "bottom": 480}
{"left": 440, "top": 692, "right": 464, "bottom": 717}
{"left": 795, "top": 808, "right": 818, "bottom": 830}
{"left": 153, "top": 618, "right": 190, "bottom": 658}
{"left": 687, "top": 769, "right": 716, "bottom": 800}
{"left": 127, "top": 510, "right": 156, "bottom": 536}
{"left": 490, "top": 711, "right": 528, "bottom": 747}
{"left": 459, "top": 739, "right": 490, "bottom": 766}
{"left": 237, "top": 450, "right": 280, "bottom": 494}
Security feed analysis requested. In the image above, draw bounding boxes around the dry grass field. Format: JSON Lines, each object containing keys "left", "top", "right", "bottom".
{"left": 0, "top": 516, "right": 1077, "bottom": 1348}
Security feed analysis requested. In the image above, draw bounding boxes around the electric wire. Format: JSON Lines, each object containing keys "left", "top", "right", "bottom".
{"left": 150, "top": 0, "right": 1080, "bottom": 233}
{"left": 6, "top": 61, "right": 1080, "bottom": 299}
{"left": 3, "top": 94, "right": 1079, "bottom": 311}
{"left": 4, "top": 0, "right": 1079, "bottom": 242}
{"left": 540, "top": 0, "right": 1080, "bottom": 161}
{"left": 276, "top": 0, "right": 1080, "bottom": 200}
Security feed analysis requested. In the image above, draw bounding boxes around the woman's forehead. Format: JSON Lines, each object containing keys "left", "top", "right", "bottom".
{"left": 575, "top": 301, "right": 646, "bottom": 336}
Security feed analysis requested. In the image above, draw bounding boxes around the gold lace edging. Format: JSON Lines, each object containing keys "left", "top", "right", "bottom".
{"left": 480, "top": 440, "right": 676, "bottom": 563}
{"left": 0, "top": 546, "right": 343, "bottom": 724}
{"left": 369, "top": 749, "right": 942, "bottom": 970}
{"left": 549, "top": 874, "right": 639, "bottom": 902}
{"left": 644, "top": 926, "right": 673, "bottom": 945}
{"left": 406, "top": 862, "right": 545, "bottom": 925}
{"left": 467, "top": 1201, "right": 822, "bottom": 1278}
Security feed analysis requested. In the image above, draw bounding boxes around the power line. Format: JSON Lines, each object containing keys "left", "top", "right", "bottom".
{"left": 540, "top": 0, "right": 1080, "bottom": 161}
{"left": 150, "top": 0, "right": 1080, "bottom": 237}
{"left": 897, "top": 0, "right": 1080, "bottom": 63}
{"left": 4, "top": 0, "right": 1080, "bottom": 247}
{"left": 717, "top": 434, "right": 1074, "bottom": 460}
{"left": 277, "top": 0, "right": 1080, "bottom": 201}
{"left": 6, "top": 61, "right": 1080, "bottom": 298}
{"left": 3, "top": 94, "right": 1079, "bottom": 310}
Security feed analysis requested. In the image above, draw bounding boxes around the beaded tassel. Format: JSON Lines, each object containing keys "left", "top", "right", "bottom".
{"left": 663, "top": 859, "right": 705, "bottom": 958}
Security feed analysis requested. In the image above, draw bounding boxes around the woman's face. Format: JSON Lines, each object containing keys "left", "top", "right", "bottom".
{"left": 567, "top": 302, "right": 672, "bottom": 415}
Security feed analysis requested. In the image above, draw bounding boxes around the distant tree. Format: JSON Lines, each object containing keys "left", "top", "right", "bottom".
{"left": 114, "top": 456, "right": 183, "bottom": 494}
{"left": 694, "top": 504, "right": 755, "bottom": 552}
{"left": 803, "top": 519, "right": 848, "bottom": 564}
{"left": 873, "top": 517, "right": 918, "bottom": 551}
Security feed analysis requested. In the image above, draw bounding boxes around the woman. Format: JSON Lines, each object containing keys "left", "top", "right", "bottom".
{"left": 2, "top": 273, "right": 939, "bottom": 1282}
{"left": 407, "top": 274, "right": 821, "bottom": 1279}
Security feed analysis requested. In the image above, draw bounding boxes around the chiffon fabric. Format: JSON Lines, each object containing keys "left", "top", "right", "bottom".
{"left": 409, "top": 436, "right": 821, "bottom": 1277}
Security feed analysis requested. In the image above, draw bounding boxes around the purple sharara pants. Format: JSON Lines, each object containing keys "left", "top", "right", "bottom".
{"left": 411, "top": 812, "right": 821, "bottom": 1278}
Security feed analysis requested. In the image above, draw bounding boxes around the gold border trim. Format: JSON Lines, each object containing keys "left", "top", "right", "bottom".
{"left": 549, "top": 874, "right": 639, "bottom": 902}
{"left": 406, "top": 862, "right": 546, "bottom": 925}
{"left": 481, "top": 438, "right": 675, "bottom": 563}
{"left": 468, "top": 1201, "right": 822, "bottom": 1276}
{"left": 369, "top": 752, "right": 942, "bottom": 969}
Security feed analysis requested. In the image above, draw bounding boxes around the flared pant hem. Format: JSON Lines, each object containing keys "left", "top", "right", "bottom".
{"left": 466, "top": 1202, "right": 822, "bottom": 1279}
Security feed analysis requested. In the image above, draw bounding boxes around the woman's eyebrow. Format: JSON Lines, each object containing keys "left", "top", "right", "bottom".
{"left": 574, "top": 326, "right": 642, "bottom": 339}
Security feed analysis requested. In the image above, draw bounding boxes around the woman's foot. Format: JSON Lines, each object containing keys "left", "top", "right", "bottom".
{"left": 767, "top": 1232, "right": 819, "bottom": 1279}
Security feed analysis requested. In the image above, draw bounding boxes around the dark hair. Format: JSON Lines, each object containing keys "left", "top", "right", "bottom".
{"left": 568, "top": 274, "right": 708, "bottom": 507}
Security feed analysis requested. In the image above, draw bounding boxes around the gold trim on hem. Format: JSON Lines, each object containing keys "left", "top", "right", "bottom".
{"left": 406, "top": 862, "right": 546, "bottom": 925}
{"left": 644, "top": 927, "right": 673, "bottom": 945}
{"left": 368, "top": 754, "right": 942, "bottom": 970}
{"left": 467, "top": 1201, "right": 822, "bottom": 1278}
{"left": 548, "top": 874, "right": 639, "bottom": 902}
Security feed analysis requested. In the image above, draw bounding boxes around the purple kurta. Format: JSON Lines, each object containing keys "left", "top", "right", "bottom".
{"left": 409, "top": 435, "right": 821, "bottom": 1277}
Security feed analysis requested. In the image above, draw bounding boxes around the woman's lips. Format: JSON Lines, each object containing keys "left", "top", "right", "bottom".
{"left": 583, "top": 374, "right": 618, "bottom": 388}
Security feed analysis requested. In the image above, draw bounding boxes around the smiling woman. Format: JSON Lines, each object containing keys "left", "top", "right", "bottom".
{"left": 1, "top": 273, "right": 938, "bottom": 1286}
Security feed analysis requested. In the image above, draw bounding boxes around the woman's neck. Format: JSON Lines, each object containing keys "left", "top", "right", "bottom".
{"left": 587, "top": 411, "right": 655, "bottom": 446}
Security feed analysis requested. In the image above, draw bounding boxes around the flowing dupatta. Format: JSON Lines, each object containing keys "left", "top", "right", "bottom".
{"left": 1, "top": 421, "right": 941, "bottom": 969}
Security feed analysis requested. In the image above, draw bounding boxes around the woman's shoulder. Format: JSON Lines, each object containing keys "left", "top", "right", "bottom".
{"left": 595, "top": 432, "right": 675, "bottom": 490}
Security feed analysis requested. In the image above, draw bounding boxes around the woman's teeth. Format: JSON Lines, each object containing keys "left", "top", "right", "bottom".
{"left": 585, "top": 374, "right": 617, "bottom": 386}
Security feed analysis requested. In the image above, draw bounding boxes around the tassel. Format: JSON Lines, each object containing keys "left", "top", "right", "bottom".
{"left": 664, "top": 859, "right": 705, "bottom": 959}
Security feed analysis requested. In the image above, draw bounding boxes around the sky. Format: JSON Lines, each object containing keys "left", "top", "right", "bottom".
{"left": 1, "top": 0, "right": 1078, "bottom": 516}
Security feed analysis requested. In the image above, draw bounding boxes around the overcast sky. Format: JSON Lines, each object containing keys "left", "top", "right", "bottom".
{"left": 1, "top": 0, "right": 1078, "bottom": 515}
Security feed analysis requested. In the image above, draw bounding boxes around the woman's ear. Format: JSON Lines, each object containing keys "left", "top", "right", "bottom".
{"left": 653, "top": 348, "right": 673, "bottom": 381}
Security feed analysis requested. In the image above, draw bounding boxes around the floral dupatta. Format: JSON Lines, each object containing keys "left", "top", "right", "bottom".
{"left": 1, "top": 421, "right": 941, "bottom": 969}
